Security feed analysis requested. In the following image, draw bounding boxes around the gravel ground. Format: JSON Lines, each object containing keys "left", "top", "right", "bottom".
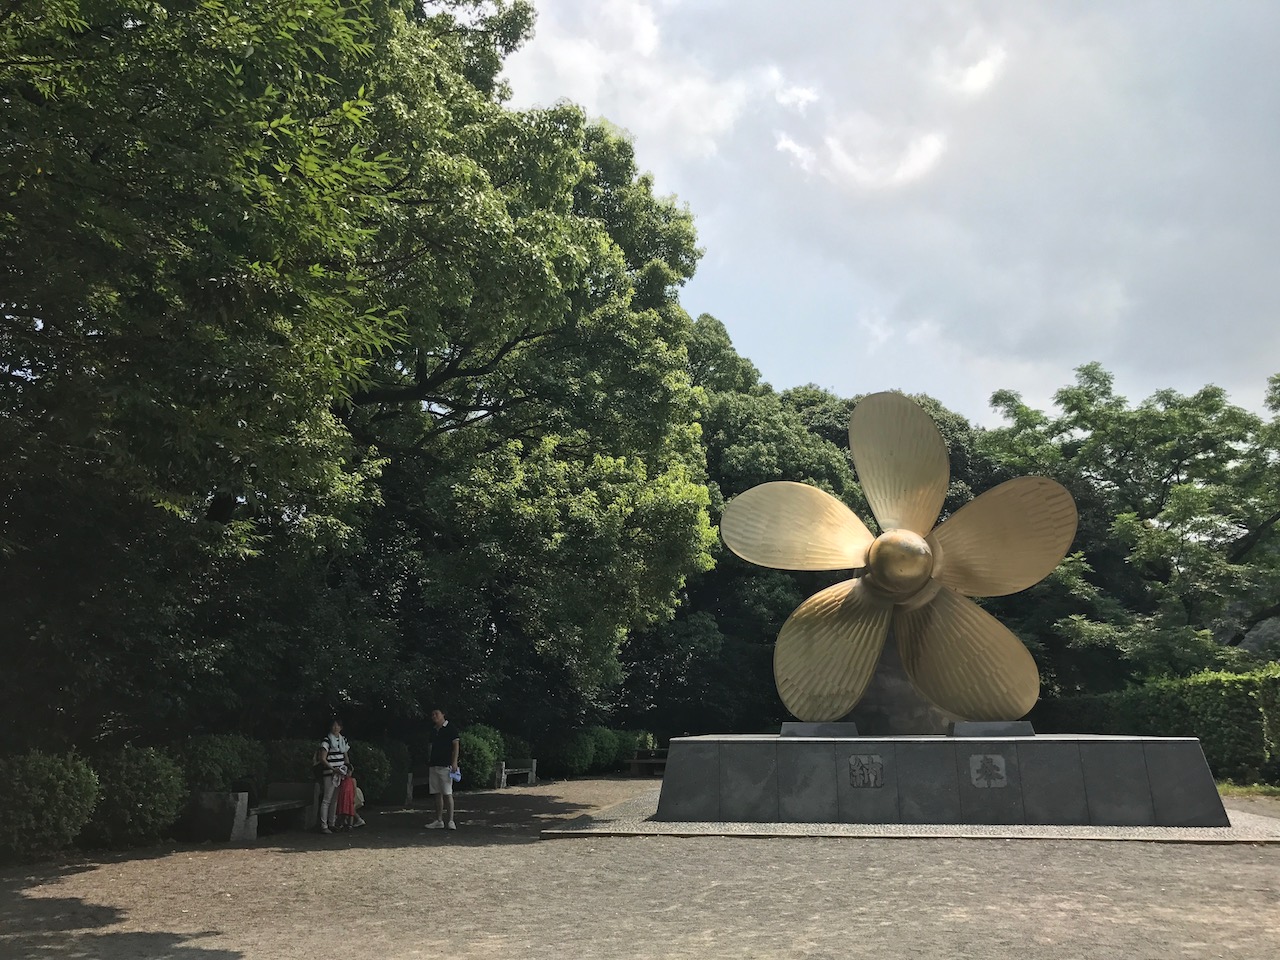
{"left": 545, "top": 789, "right": 1280, "bottom": 842}
{"left": 2, "top": 779, "right": 1278, "bottom": 960}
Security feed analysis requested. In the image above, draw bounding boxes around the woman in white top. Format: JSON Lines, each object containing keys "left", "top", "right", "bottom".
{"left": 315, "top": 718, "right": 351, "bottom": 833}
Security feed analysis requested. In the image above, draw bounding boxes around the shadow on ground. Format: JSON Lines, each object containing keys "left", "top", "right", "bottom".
{"left": 256, "top": 784, "right": 601, "bottom": 854}
{"left": 0, "top": 871, "right": 238, "bottom": 960}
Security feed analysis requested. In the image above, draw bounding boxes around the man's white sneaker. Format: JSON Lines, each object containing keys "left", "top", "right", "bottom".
{"left": 425, "top": 819, "right": 445, "bottom": 829}
{"left": 319, "top": 825, "right": 332, "bottom": 834}
{"left": 447, "top": 821, "right": 456, "bottom": 830}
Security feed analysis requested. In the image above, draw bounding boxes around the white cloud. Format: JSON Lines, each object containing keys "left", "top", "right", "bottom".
{"left": 506, "top": 1, "right": 1280, "bottom": 424}
{"left": 775, "top": 84, "right": 819, "bottom": 112}
{"left": 765, "top": 65, "right": 819, "bottom": 112}
{"left": 933, "top": 38, "right": 1009, "bottom": 97}
{"left": 823, "top": 122, "right": 948, "bottom": 190}
{"left": 957, "top": 47, "right": 1008, "bottom": 95}
{"left": 775, "top": 133, "right": 816, "bottom": 172}
{"left": 503, "top": 2, "right": 747, "bottom": 160}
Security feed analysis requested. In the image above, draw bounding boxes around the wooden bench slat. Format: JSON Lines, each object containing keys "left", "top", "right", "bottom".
{"left": 251, "top": 799, "right": 310, "bottom": 815}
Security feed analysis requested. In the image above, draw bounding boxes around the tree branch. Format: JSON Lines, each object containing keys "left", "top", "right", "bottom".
{"left": 1226, "top": 507, "right": 1280, "bottom": 564}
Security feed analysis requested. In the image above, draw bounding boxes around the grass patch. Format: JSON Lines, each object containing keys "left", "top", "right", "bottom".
{"left": 1216, "top": 782, "right": 1280, "bottom": 798}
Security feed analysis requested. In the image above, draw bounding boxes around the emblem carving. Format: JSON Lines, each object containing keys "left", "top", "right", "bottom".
{"left": 969, "top": 754, "right": 1007, "bottom": 788}
{"left": 849, "top": 754, "right": 884, "bottom": 788}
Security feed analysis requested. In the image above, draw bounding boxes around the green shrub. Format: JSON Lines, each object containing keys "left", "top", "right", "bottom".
{"left": 0, "top": 751, "right": 99, "bottom": 860}
{"left": 181, "top": 735, "right": 267, "bottom": 793}
{"left": 375, "top": 739, "right": 412, "bottom": 804}
{"left": 586, "top": 727, "right": 619, "bottom": 772}
{"left": 348, "top": 741, "right": 391, "bottom": 802}
{"left": 612, "top": 730, "right": 641, "bottom": 766}
{"left": 458, "top": 731, "right": 497, "bottom": 790}
{"left": 1257, "top": 668, "right": 1280, "bottom": 783}
{"left": 502, "top": 733, "right": 533, "bottom": 760}
{"left": 1182, "top": 672, "right": 1267, "bottom": 781}
{"left": 264, "top": 739, "right": 317, "bottom": 785}
{"left": 80, "top": 746, "right": 185, "bottom": 849}
{"left": 635, "top": 730, "right": 658, "bottom": 751}
{"left": 468, "top": 724, "right": 505, "bottom": 760}
{"left": 540, "top": 730, "right": 595, "bottom": 779}
{"left": 1035, "top": 666, "right": 1280, "bottom": 783}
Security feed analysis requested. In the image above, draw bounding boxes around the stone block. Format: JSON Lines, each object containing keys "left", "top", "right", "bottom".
{"left": 949, "top": 721, "right": 1035, "bottom": 738}
{"left": 1080, "top": 740, "right": 1155, "bottom": 826}
{"left": 955, "top": 741, "right": 1025, "bottom": 824}
{"left": 654, "top": 739, "right": 720, "bottom": 821}
{"left": 777, "top": 741, "right": 838, "bottom": 822}
{"left": 720, "top": 740, "right": 779, "bottom": 822}
{"left": 1017, "top": 739, "right": 1088, "bottom": 825}
{"left": 1144, "top": 739, "right": 1230, "bottom": 827}
{"left": 896, "top": 741, "right": 961, "bottom": 823}
{"left": 779, "top": 722, "right": 860, "bottom": 738}
{"left": 835, "top": 740, "right": 900, "bottom": 823}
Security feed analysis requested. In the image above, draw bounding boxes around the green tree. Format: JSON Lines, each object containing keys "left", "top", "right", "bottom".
{"left": 982, "top": 363, "right": 1279, "bottom": 691}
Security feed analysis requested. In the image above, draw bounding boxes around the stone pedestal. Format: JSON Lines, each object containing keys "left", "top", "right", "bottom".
{"left": 847, "top": 636, "right": 960, "bottom": 735}
{"left": 654, "top": 734, "right": 1229, "bottom": 827}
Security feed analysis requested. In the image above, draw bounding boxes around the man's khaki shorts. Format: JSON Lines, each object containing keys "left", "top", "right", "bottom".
{"left": 428, "top": 766, "right": 453, "bottom": 795}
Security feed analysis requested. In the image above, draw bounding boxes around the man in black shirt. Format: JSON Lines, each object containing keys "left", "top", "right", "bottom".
{"left": 425, "top": 707, "right": 461, "bottom": 829}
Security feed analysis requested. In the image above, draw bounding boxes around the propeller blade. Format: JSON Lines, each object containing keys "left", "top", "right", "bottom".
{"left": 928, "top": 476, "right": 1078, "bottom": 597}
{"left": 721, "top": 481, "right": 874, "bottom": 571}
{"left": 848, "top": 392, "right": 949, "bottom": 536}
{"left": 774, "top": 577, "right": 893, "bottom": 722}
{"left": 893, "top": 585, "right": 1039, "bottom": 721}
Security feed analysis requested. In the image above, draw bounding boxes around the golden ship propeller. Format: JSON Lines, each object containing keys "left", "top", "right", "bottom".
{"left": 720, "top": 392, "right": 1078, "bottom": 723}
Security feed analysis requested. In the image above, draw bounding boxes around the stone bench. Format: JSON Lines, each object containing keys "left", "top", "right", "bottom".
{"left": 493, "top": 759, "right": 537, "bottom": 789}
{"left": 182, "top": 782, "right": 317, "bottom": 842}
{"left": 628, "top": 749, "right": 668, "bottom": 777}
{"left": 404, "top": 759, "right": 539, "bottom": 802}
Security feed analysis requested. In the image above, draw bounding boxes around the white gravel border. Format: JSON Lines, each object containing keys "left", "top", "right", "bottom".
{"left": 541, "top": 789, "right": 1280, "bottom": 843}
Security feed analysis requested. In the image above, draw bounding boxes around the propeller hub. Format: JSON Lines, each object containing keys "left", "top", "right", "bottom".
{"left": 866, "top": 529, "right": 934, "bottom": 598}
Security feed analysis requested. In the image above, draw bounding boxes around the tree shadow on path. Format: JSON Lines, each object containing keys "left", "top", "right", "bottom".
{"left": 0, "top": 869, "right": 240, "bottom": 960}
{"left": 259, "top": 785, "right": 601, "bottom": 854}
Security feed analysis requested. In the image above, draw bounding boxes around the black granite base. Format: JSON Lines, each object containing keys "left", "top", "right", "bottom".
{"left": 653, "top": 734, "right": 1229, "bottom": 827}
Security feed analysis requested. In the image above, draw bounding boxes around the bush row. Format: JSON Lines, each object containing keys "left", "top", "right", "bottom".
{"left": 0, "top": 734, "right": 406, "bottom": 861}
{"left": 538, "top": 727, "right": 656, "bottom": 779}
{"left": 1032, "top": 666, "right": 1280, "bottom": 783}
{"left": 2, "top": 722, "right": 659, "bottom": 859}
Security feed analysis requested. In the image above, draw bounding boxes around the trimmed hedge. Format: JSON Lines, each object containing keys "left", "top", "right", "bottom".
{"left": 265, "top": 739, "right": 317, "bottom": 785}
{"left": 612, "top": 730, "right": 641, "bottom": 767}
{"left": 0, "top": 751, "right": 99, "bottom": 860}
{"left": 375, "top": 739, "right": 412, "bottom": 804}
{"left": 468, "top": 724, "right": 505, "bottom": 761}
{"left": 540, "top": 731, "right": 595, "bottom": 779}
{"left": 1251, "top": 667, "right": 1280, "bottom": 781}
{"left": 502, "top": 733, "right": 533, "bottom": 761}
{"left": 348, "top": 740, "right": 391, "bottom": 802}
{"left": 181, "top": 735, "right": 267, "bottom": 793}
{"left": 586, "top": 727, "right": 619, "bottom": 772}
{"left": 1034, "top": 667, "right": 1280, "bottom": 783}
{"left": 458, "top": 731, "right": 496, "bottom": 790}
{"left": 80, "top": 746, "right": 186, "bottom": 849}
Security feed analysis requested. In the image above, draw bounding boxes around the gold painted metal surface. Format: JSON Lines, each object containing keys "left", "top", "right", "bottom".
{"left": 928, "top": 476, "right": 1078, "bottom": 597}
{"left": 848, "top": 392, "right": 949, "bottom": 536}
{"left": 865, "top": 529, "right": 934, "bottom": 599}
{"left": 720, "top": 391, "right": 1077, "bottom": 723}
{"left": 894, "top": 585, "right": 1040, "bottom": 721}
{"left": 774, "top": 578, "right": 893, "bottom": 722}
{"left": 721, "top": 481, "right": 874, "bottom": 571}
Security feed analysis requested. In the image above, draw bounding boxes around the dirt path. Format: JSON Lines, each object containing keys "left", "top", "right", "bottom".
{"left": 2, "top": 778, "right": 1278, "bottom": 959}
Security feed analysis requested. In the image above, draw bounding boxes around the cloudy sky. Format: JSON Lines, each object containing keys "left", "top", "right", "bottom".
{"left": 502, "top": 0, "right": 1280, "bottom": 424}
